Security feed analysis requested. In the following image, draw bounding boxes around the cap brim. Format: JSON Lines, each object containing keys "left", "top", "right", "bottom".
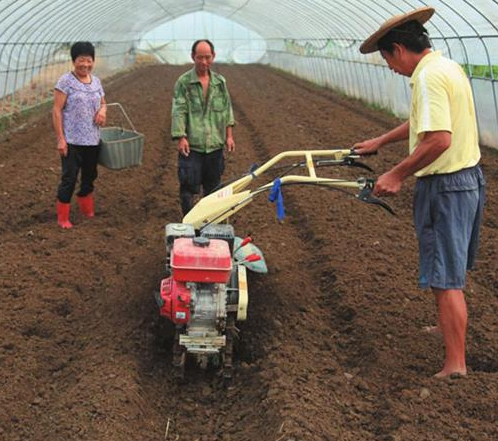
{"left": 360, "top": 7, "right": 435, "bottom": 54}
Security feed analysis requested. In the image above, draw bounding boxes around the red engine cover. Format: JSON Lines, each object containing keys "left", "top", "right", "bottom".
{"left": 159, "top": 277, "right": 191, "bottom": 325}
{"left": 171, "top": 238, "right": 232, "bottom": 284}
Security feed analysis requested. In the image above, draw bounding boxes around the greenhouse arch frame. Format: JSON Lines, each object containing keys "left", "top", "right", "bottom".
{"left": 1, "top": 0, "right": 498, "bottom": 147}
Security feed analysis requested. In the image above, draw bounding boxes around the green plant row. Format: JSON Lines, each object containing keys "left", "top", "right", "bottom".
{"left": 283, "top": 40, "right": 498, "bottom": 81}
{"left": 460, "top": 64, "right": 498, "bottom": 79}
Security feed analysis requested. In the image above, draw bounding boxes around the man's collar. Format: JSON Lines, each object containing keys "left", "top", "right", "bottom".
{"left": 410, "top": 50, "right": 441, "bottom": 85}
{"left": 187, "top": 68, "right": 220, "bottom": 85}
{"left": 187, "top": 68, "right": 201, "bottom": 83}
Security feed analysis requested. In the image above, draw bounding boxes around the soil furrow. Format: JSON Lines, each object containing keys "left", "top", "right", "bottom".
{"left": 1, "top": 63, "right": 498, "bottom": 441}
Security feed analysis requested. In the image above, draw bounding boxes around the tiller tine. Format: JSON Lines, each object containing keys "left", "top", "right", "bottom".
{"left": 356, "top": 179, "right": 396, "bottom": 215}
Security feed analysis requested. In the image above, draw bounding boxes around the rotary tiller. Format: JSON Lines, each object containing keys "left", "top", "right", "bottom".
{"left": 155, "top": 148, "right": 394, "bottom": 381}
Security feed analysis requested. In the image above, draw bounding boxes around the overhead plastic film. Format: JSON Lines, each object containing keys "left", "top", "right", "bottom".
{"left": 1, "top": 0, "right": 498, "bottom": 147}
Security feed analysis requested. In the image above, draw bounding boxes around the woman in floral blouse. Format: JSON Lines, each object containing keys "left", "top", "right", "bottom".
{"left": 52, "top": 41, "right": 106, "bottom": 228}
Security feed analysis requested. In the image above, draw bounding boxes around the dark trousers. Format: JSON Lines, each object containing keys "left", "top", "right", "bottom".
{"left": 57, "top": 144, "right": 100, "bottom": 203}
{"left": 178, "top": 149, "right": 225, "bottom": 216}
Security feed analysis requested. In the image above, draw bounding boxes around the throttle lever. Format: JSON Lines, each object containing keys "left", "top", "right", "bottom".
{"left": 356, "top": 179, "right": 396, "bottom": 215}
{"left": 315, "top": 157, "right": 374, "bottom": 172}
{"left": 343, "top": 157, "right": 374, "bottom": 172}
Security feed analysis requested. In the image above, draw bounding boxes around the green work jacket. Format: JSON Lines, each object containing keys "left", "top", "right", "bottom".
{"left": 171, "top": 69, "right": 235, "bottom": 153}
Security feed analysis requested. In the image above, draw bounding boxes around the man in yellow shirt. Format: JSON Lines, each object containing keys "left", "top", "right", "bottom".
{"left": 355, "top": 7, "right": 485, "bottom": 378}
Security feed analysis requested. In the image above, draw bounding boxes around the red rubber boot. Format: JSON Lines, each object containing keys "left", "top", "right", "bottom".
{"left": 77, "top": 194, "right": 95, "bottom": 218}
{"left": 56, "top": 200, "right": 73, "bottom": 229}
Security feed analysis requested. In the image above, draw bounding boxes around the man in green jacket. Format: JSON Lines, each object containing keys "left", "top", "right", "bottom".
{"left": 171, "top": 39, "right": 236, "bottom": 216}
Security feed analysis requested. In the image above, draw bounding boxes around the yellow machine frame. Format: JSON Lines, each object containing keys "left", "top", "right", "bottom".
{"left": 183, "top": 149, "right": 375, "bottom": 228}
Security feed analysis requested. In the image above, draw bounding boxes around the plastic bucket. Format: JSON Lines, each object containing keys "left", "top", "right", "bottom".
{"left": 99, "top": 127, "right": 144, "bottom": 169}
{"left": 98, "top": 102, "right": 144, "bottom": 170}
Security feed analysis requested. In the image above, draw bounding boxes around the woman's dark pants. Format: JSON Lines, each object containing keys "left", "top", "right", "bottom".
{"left": 57, "top": 144, "right": 100, "bottom": 203}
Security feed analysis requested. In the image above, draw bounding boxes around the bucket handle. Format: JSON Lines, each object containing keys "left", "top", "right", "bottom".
{"left": 106, "top": 102, "right": 138, "bottom": 133}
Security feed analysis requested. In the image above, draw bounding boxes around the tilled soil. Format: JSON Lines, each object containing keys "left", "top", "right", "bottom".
{"left": 1, "top": 64, "right": 498, "bottom": 441}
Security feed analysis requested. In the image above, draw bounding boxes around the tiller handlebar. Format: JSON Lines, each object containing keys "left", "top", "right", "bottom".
{"left": 183, "top": 148, "right": 395, "bottom": 229}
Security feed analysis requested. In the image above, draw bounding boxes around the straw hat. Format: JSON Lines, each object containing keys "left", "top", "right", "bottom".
{"left": 360, "top": 6, "right": 435, "bottom": 54}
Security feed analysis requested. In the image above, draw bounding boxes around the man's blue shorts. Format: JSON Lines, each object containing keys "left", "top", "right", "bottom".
{"left": 413, "top": 165, "right": 486, "bottom": 290}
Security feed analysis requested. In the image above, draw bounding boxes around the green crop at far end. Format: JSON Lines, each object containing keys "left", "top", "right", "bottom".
{"left": 461, "top": 64, "right": 498, "bottom": 79}
{"left": 0, "top": 100, "right": 53, "bottom": 134}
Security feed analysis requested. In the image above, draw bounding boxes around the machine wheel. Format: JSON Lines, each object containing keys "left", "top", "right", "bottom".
{"left": 172, "top": 327, "right": 186, "bottom": 381}
{"left": 223, "top": 315, "right": 236, "bottom": 384}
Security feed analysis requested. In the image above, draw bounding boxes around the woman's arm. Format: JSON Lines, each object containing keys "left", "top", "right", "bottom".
{"left": 52, "top": 90, "right": 68, "bottom": 156}
{"left": 94, "top": 97, "right": 107, "bottom": 126}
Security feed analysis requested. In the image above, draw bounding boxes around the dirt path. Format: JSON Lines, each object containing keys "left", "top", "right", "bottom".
{"left": 1, "top": 64, "right": 498, "bottom": 441}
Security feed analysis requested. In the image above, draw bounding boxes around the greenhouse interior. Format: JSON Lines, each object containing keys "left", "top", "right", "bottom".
{"left": 2, "top": 0, "right": 498, "bottom": 146}
{"left": 2, "top": 1, "right": 498, "bottom": 441}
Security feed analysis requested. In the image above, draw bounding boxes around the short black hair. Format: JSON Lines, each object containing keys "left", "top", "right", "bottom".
{"left": 378, "top": 20, "right": 431, "bottom": 54}
{"left": 191, "top": 39, "right": 215, "bottom": 55}
{"left": 70, "top": 41, "right": 95, "bottom": 62}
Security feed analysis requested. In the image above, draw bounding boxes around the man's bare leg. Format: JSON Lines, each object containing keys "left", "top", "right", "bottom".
{"left": 433, "top": 288, "right": 467, "bottom": 378}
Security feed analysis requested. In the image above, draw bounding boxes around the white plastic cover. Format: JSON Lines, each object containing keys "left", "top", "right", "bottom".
{"left": 1, "top": 0, "right": 498, "bottom": 146}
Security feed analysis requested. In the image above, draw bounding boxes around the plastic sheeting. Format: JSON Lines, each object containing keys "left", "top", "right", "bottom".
{"left": 1, "top": 0, "right": 498, "bottom": 146}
